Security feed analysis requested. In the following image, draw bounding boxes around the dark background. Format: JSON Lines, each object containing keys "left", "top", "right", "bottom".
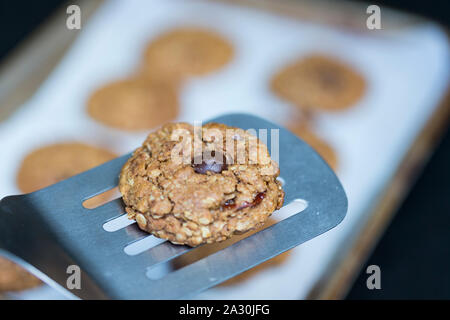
{"left": 0, "top": 0, "right": 449, "bottom": 299}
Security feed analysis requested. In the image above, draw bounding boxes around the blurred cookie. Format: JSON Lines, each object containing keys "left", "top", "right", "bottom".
{"left": 0, "top": 257, "right": 41, "bottom": 292}
{"left": 142, "top": 28, "right": 233, "bottom": 81}
{"left": 17, "top": 142, "right": 117, "bottom": 207}
{"left": 271, "top": 55, "right": 366, "bottom": 111}
{"left": 287, "top": 123, "right": 338, "bottom": 170}
{"left": 172, "top": 218, "right": 290, "bottom": 286}
{"left": 87, "top": 78, "right": 179, "bottom": 131}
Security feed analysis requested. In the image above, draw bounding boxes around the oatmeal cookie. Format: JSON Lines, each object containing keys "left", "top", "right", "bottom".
{"left": 0, "top": 257, "right": 41, "bottom": 292}
{"left": 17, "top": 142, "right": 117, "bottom": 207}
{"left": 271, "top": 55, "right": 366, "bottom": 111}
{"left": 142, "top": 28, "right": 233, "bottom": 81}
{"left": 119, "top": 122, "right": 284, "bottom": 247}
{"left": 173, "top": 218, "right": 290, "bottom": 286}
{"left": 287, "top": 122, "right": 338, "bottom": 170}
{"left": 87, "top": 78, "right": 179, "bottom": 131}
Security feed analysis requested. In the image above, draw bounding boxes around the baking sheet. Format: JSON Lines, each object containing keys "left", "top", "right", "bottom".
{"left": 1, "top": 0, "right": 449, "bottom": 299}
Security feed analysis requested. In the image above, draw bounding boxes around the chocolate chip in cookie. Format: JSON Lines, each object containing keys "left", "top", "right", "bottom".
{"left": 192, "top": 150, "right": 228, "bottom": 174}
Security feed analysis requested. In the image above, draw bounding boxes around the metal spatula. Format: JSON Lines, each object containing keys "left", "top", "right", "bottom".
{"left": 0, "top": 113, "right": 347, "bottom": 299}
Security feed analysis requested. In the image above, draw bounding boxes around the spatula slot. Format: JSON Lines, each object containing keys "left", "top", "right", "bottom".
{"left": 145, "top": 263, "right": 172, "bottom": 281}
{"left": 103, "top": 213, "right": 135, "bottom": 232}
{"left": 124, "top": 235, "right": 167, "bottom": 256}
{"left": 82, "top": 187, "right": 120, "bottom": 209}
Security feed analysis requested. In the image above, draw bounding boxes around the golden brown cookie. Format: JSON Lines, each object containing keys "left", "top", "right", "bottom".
{"left": 142, "top": 28, "right": 233, "bottom": 81}
{"left": 287, "top": 122, "right": 338, "bottom": 170}
{"left": 271, "top": 55, "right": 366, "bottom": 111}
{"left": 119, "top": 122, "right": 284, "bottom": 247}
{"left": 0, "top": 257, "right": 41, "bottom": 292}
{"left": 173, "top": 218, "right": 290, "bottom": 286}
{"left": 17, "top": 142, "right": 117, "bottom": 206}
{"left": 87, "top": 78, "right": 179, "bottom": 131}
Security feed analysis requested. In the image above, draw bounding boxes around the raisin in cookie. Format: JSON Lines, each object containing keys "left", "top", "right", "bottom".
{"left": 271, "top": 55, "right": 366, "bottom": 111}
{"left": 119, "top": 122, "right": 284, "bottom": 247}
{"left": 87, "top": 78, "right": 179, "bottom": 131}
{"left": 142, "top": 28, "right": 233, "bottom": 81}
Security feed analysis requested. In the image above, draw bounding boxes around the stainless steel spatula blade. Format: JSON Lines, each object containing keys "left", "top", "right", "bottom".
{"left": 0, "top": 113, "right": 347, "bottom": 299}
